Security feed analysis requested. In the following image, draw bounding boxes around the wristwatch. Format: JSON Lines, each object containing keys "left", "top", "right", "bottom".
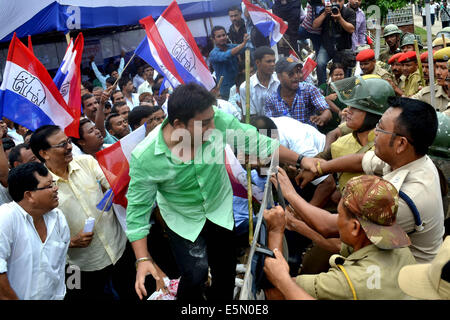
{"left": 296, "top": 154, "right": 304, "bottom": 169}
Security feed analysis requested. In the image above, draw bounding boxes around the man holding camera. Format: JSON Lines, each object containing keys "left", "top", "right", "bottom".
{"left": 313, "top": 0, "right": 356, "bottom": 86}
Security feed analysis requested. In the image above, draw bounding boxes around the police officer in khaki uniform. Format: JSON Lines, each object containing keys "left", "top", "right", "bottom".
{"left": 412, "top": 47, "right": 450, "bottom": 112}
{"left": 263, "top": 175, "right": 415, "bottom": 300}
{"left": 379, "top": 24, "right": 403, "bottom": 64}
{"left": 399, "top": 236, "right": 450, "bottom": 300}
{"left": 355, "top": 49, "right": 393, "bottom": 82}
{"left": 432, "top": 37, "right": 450, "bottom": 51}
{"left": 399, "top": 51, "right": 422, "bottom": 97}
{"left": 293, "top": 97, "right": 445, "bottom": 263}
{"left": 387, "top": 52, "right": 406, "bottom": 96}
{"left": 419, "top": 50, "right": 433, "bottom": 86}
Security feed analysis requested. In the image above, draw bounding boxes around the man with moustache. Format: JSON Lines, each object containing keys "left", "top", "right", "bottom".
{"left": 412, "top": 47, "right": 450, "bottom": 112}
{"left": 105, "top": 113, "right": 131, "bottom": 141}
{"left": 294, "top": 97, "right": 445, "bottom": 263}
{"left": 29, "top": 125, "right": 135, "bottom": 300}
{"left": 355, "top": 48, "right": 393, "bottom": 81}
{"left": 379, "top": 24, "right": 403, "bottom": 64}
{"left": 386, "top": 52, "right": 406, "bottom": 96}
{"left": 0, "top": 162, "right": 70, "bottom": 299}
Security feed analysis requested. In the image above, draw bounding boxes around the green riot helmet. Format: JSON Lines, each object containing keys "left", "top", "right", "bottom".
{"left": 330, "top": 75, "right": 395, "bottom": 116}
{"left": 400, "top": 33, "right": 423, "bottom": 50}
{"left": 383, "top": 24, "right": 403, "bottom": 38}
{"left": 436, "top": 27, "right": 450, "bottom": 41}
{"left": 429, "top": 112, "right": 450, "bottom": 158}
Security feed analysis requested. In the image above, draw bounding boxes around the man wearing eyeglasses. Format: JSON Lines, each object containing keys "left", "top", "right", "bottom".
{"left": 292, "top": 97, "right": 445, "bottom": 263}
{"left": 29, "top": 125, "right": 136, "bottom": 300}
{"left": 0, "top": 162, "right": 70, "bottom": 299}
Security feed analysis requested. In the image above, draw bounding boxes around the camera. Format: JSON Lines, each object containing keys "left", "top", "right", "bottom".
{"left": 331, "top": 3, "right": 340, "bottom": 14}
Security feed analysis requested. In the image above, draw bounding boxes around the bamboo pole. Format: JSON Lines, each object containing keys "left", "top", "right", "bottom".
{"left": 281, "top": 35, "right": 300, "bottom": 60}
{"left": 245, "top": 48, "right": 253, "bottom": 246}
{"left": 425, "top": 0, "right": 436, "bottom": 108}
{"left": 414, "top": 40, "right": 426, "bottom": 88}
{"left": 65, "top": 32, "right": 71, "bottom": 45}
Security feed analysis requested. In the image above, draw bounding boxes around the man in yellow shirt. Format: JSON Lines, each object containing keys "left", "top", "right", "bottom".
{"left": 29, "top": 125, "right": 135, "bottom": 300}
{"left": 356, "top": 48, "right": 393, "bottom": 82}
{"left": 398, "top": 50, "right": 422, "bottom": 97}
{"left": 412, "top": 47, "right": 450, "bottom": 112}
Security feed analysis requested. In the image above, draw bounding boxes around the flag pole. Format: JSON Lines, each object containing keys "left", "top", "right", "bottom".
{"left": 281, "top": 35, "right": 299, "bottom": 59}
{"left": 112, "top": 52, "right": 136, "bottom": 88}
{"left": 245, "top": 48, "right": 254, "bottom": 246}
{"left": 425, "top": 0, "right": 435, "bottom": 108}
{"left": 65, "top": 32, "right": 71, "bottom": 45}
{"left": 94, "top": 189, "right": 114, "bottom": 229}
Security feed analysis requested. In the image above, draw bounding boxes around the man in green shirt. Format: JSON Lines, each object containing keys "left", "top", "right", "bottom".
{"left": 126, "top": 83, "right": 308, "bottom": 301}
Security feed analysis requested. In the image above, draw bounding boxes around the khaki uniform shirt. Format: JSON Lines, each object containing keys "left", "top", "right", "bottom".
{"left": 404, "top": 69, "right": 422, "bottom": 97}
{"left": 362, "top": 151, "right": 445, "bottom": 263}
{"left": 411, "top": 85, "right": 450, "bottom": 112}
{"left": 393, "top": 75, "right": 406, "bottom": 91}
{"left": 331, "top": 130, "right": 375, "bottom": 191}
{"left": 296, "top": 244, "right": 416, "bottom": 300}
{"left": 49, "top": 155, "right": 127, "bottom": 271}
{"left": 372, "top": 63, "right": 394, "bottom": 82}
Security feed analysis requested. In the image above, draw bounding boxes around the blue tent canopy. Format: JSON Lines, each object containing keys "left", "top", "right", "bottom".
{"left": 0, "top": 0, "right": 241, "bottom": 42}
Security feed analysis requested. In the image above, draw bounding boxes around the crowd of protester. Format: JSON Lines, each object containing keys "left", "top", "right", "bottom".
{"left": 0, "top": 0, "right": 450, "bottom": 301}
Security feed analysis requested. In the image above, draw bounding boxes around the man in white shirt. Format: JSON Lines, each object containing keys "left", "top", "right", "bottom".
{"left": 250, "top": 115, "right": 336, "bottom": 207}
{"left": 431, "top": 0, "right": 438, "bottom": 25}
{"left": 133, "top": 65, "right": 146, "bottom": 91}
{"left": 0, "top": 162, "right": 70, "bottom": 300}
{"left": 137, "top": 65, "right": 155, "bottom": 95}
{"left": 240, "top": 46, "right": 279, "bottom": 116}
{"left": 119, "top": 77, "right": 139, "bottom": 111}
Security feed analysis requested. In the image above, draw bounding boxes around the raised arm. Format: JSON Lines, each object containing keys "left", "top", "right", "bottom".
{"left": 96, "top": 86, "right": 115, "bottom": 138}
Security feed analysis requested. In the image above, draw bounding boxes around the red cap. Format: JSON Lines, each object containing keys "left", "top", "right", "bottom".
{"left": 388, "top": 52, "right": 404, "bottom": 64}
{"left": 398, "top": 51, "right": 417, "bottom": 63}
{"left": 356, "top": 49, "right": 375, "bottom": 62}
{"left": 420, "top": 50, "right": 436, "bottom": 62}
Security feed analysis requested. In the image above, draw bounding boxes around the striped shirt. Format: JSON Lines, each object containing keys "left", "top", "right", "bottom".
{"left": 301, "top": 4, "right": 323, "bottom": 35}
{"left": 264, "top": 82, "right": 329, "bottom": 127}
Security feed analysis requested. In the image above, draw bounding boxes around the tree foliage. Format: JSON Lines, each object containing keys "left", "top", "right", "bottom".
{"left": 300, "top": 0, "right": 418, "bottom": 23}
{"left": 361, "top": 0, "right": 416, "bottom": 19}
